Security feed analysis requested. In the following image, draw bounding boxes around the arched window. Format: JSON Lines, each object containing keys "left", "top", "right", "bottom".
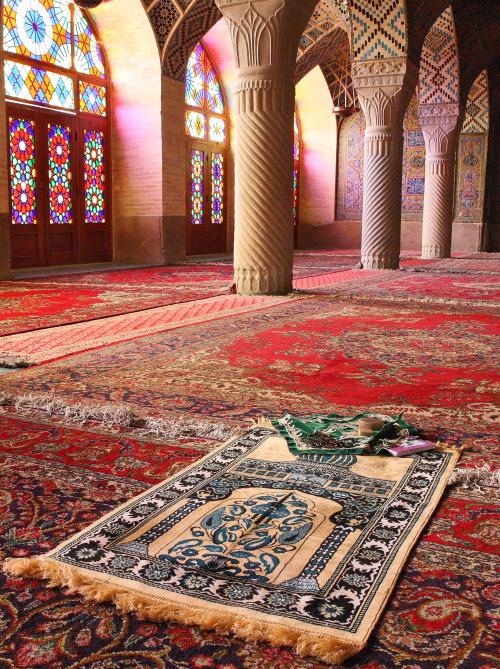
{"left": 3, "top": 0, "right": 110, "bottom": 268}
{"left": 185, "top": 42, "right": 227, "bottom": 255}
{"left": 293, "top": 110, "right": 301, "bottom": 248}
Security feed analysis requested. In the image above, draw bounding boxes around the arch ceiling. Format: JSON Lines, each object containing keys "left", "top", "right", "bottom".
{"left": 140, "top": 0, "right": 499, "bottom": 99}
{"left": 419, "top": 6, "right": 459, "bottom": 106}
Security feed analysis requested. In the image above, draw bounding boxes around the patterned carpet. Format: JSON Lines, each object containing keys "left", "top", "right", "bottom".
{"left": 0, "top": 255, "right": 499, "bottom": 668}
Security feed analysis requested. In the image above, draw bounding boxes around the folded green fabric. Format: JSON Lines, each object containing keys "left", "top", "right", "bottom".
{"left": 271, "top": 411, "right": 418, "bottom": 456}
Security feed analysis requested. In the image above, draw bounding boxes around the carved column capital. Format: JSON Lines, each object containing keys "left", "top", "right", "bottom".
{"left": 417, "top": 103, "right": 465, "bottom": 157}
{"left": 352, "top": 58, "right": 418, "bottom": 130}
{"left": 215, "top": 0, "right": 317, "bottom": 73}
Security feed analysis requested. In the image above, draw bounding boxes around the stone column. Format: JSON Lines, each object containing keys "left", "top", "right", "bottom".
{"left": 418, "top": 103, "right": 464, "bottom": 258}
{"left": 352, "top": 59, "right": 418, "bottom": 269}
{"left": 215, "top": 0, "right": 316, "bottom": 294}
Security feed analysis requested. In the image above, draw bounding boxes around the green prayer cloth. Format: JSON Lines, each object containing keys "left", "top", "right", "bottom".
{"left": 271, "top": 411, "right": 418, "bottom": 456}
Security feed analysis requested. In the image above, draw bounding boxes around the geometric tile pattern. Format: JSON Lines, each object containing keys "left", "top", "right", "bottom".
{"left": 337, "top": 110, "right": 365, "bottom": 220}
{"left": 401, "top": 94, "right": 425, "bottom": 220}
{"left": 298, "top": 0, "right": 346, "bottom": 55}
{"left": 295, "top": 28, "right": 348, "bottom": 86}
{"left": 419, "top": 7, "right": 459, "bottom": 105}
{"left": 462, "top": 70, "right": 489, "bottom": 133}
{"left": 320, "top": 45, "right": 356, "bottom": 108}
{"left": 350, "top": 0, "right": 406, "bottom": 60}
{"left": 453, "top": 134, "right": 487, "bottom": 222}
{"left": 161, "top": 0, "right": 221, "bottom": 80}
{"left": 147, "top": 0, "right": 180, "bottom": 52}
{"left": 79, "top": 81, "right": 107, "bottom": 116}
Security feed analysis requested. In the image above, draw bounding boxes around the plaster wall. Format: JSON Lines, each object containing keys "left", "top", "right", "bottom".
{"left": 295, "top": 66, "right": 337, "bottom": 248}
{"left": 90, "top": 0, "right": 164, "bottom": 265}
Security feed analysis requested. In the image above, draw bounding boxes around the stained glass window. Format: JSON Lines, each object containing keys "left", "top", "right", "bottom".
{"left": 185, "top": 43, "right": 224, "bottom": 114}
{"left": 186, "top": 110, "right": 206, "bottom": 139}
{"left": 79, "top": 81, "right": 107, "bottom": 116}
{"left": 73, "top": 6, "right": 105, "bottom": 78}
{"left": 10, "top": 117, "right": 37, "bottom": 225}
{"left": 293, "top": 111, "right": 301, "bottom": 232}
{"left": 209, "top": 117, "right": 225, "bottom": 143}
{"left": 84, "top": 129, "right": 105, "bottom": 224}
{"left": 4, "top": 59, "right": 74, "bottom": 109}
{"left": 211, "top": 153, "right": 223, "bottom": 225}
{"left": 191, "top": 150, "right": 204, "bottom": 225}
{"left": 48, "top": 124, "right": 72, "bottom": 224}
{"left": 294, "top": 113, "right": 300, "bottom": 162}
{"left": 3, "top": 0, "right": 72, "bottom": 68}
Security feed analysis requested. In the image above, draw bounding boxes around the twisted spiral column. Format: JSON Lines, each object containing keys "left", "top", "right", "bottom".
{"left": 418, "top": 106, "right": 463, "bottom": 259}
{"left": 233, "top": 77, "right": 295, "bottom": 294}
{"left": 421, "top": 158, "right": 455, "bottom": 257}
{"left": 352, "top": 59, "right": 418, "bottom": 270}
{"left": 361, "top": 130, "right": 404, "bottom": 269}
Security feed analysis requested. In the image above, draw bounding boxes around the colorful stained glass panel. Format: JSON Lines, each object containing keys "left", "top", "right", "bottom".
{"left": 211, "top": 153, "right": 223, "bottom": 225}
{"left": 209, "top": 117, "right": 225, "bottom": 143}
{"left": 293, "top": 169, "right": 298, "bottom": 226}
{"left": 185, "top": 43, "right": 205, "bottom": 108}
{"left": 190, "top": 149, "right": 204, "bottom": 225}
{"left": 79, "top": 81, "right": 107, "bottom": 116}
{"left": 3, "top": 0, "right": 72, "bottom": 68}
{"left": 186, "top": 110, "right": 206, "bottom": 139}
{"left": 185, "top": 42, "right": 224, "bottom": 113}
{"left": 294, "top": 113, "right": 300, "bottom": 162}
{"left": 73, "top": 6, "right": 105, "bottom": 79}
{"left": 84, "top": 129, "right": 105, "bottom": 224}
{"left": 4, "top": 59, "right": 74, "bottom": 109}
{"left": 48, "top": 124, "right": 72, "bottom": 225}
{"left": 9, "top": 117, "right": 37, "bottom": 225}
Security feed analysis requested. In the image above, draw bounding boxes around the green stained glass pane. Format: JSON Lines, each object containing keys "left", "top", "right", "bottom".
{"left": 211, "top": 152, "right": 223, "bottom": 225}
{"left": 209, "top": 116, "right": 225, "bottom": 143}
{"left": 4, "top": 59, "right": 74, "bottom": 109}
{"left": 48, "top": 123, "right": 72, "bottom": 224}
{"left": 3, "top": 0, "right": 72, "bottom": 68}
{"left": 10, "top": 116, "right": 37, "bottom": 225}
{"left": 84, "top": 129, "right": 105, "bottom": 223}
{"left": 191, "top": 149, "right": 204, "bottom": 225}
{"left": 186, "top": 110, "right": 206, "bottom": 139}
{"left": 79, "top": 80, "right": 107, "bottom": 116}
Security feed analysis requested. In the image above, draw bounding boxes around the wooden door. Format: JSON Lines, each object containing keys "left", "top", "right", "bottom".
{"left": 186, "top": 143, "right": 227, "bottom": 256}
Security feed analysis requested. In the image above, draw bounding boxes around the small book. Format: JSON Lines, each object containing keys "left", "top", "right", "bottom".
{"left": 380, "top": 439, "right": 436, "bottom": 457}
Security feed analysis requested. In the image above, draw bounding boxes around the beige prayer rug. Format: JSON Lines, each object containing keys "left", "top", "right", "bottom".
{"left": 5, "top": 427, "right": 459, "bottom": 664}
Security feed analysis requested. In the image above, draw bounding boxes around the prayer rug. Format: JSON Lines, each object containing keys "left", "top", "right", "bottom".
{"left": 4, "top": 426, "right": 460, "bottom": 664}
{"left": 0, "top": 410, "right": 498, "bottom": 669}
{"left": 0, "top": 264, "right": 234, "bottom": 336}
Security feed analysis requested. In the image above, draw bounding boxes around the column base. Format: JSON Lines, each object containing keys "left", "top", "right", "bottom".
{"left": 235, "top": 267, "right": 293, "bottom": 295}
{"left": 421, "top": 245, "right": 450, "bottom": 259}
{"left": 361, "top": 254, "right": 399, "bottom": 270}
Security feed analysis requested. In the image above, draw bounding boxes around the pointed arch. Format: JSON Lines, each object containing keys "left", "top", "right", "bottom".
{"left": 419, "top": 6, "right": 459, "bottom": 106}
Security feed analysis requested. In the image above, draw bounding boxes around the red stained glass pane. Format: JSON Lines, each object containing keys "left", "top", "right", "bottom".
{"left": 48, "top": 124, "right": 72, "bottom": 224}
{"left": 10, "top": 117, "right": 37, "bottom": 225}
{"left": 84, "top": 129, "right": 105, "bottom": 223}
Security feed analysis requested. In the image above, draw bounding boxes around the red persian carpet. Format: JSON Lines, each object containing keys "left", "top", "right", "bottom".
{"left": 0, "top": 262, "right": 499, "bottom": 667}
{"left": 0, "top": 264, "right": 235, "bottom": 336}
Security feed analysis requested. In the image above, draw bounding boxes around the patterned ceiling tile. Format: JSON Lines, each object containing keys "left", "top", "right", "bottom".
{"left": 163, "top": 0, "right": 221, "bottom": 79}
{"left": 462, "top": 70, "right": 489, "bottom": 133}
{"left": 419, "top": 7, "right": 459, "bottom": 105}
{"left": 298, "top": 0, "right": 345, "bottom": 55}
{"left": 350, "top": 0, "right": 406, "bottom": 60}
{"left": 295, "top": 28, "right": 349, "bottom": 85}
{"left": 148, "top": 0, "right": 181, "bottom": 51}
{"left": 320, "top": 49, "right": 357, "bottom": 107}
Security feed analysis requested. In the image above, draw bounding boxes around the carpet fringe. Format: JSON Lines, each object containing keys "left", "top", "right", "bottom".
{"left": 447, "top": 462, "right": 500, "bottom": 492}
{"left": 0, "top": 353, "right": 36, "bottom": 369}
{"left": 0, "top": 391, "right": 236, "bottom": 442}
{"left": 332, "top": 293, "right": 494, "bottom": 309}
{"left": 3, "top": 556, "right": 363, "bottom": 664}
